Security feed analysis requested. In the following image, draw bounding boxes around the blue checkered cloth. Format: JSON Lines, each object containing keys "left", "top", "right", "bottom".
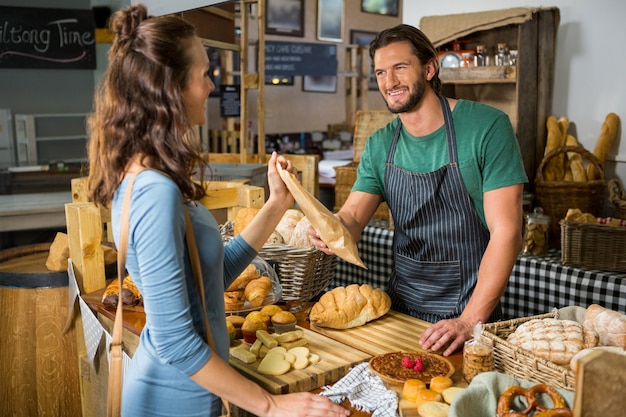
{"left": 332, "top": 224, "right": 626, "bottom": 319}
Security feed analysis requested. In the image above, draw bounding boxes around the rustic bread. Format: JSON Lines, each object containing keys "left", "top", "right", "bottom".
{"left": 275, "top": 209, "right": 304, "bottom": 244}
{"left": 583, "top": 304, "right": 626, "bottom": 347}
{"left": 309, "top": 284, "right": 391, "bottom": 329}
{"left": 233, "top": 207, "right": 261, "bottom": 236}
{"left": 288, "top": 215, "right": 314, "bottom": 247}
{"left": 569, "top": 346, "right": 626, "bottom": 373}
{"left": 506, "top": 318, "right": 598, "bottom": 365}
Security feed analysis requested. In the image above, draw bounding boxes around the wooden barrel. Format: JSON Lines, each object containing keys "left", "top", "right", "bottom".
{"left": 0, "top": 243, "right": 82, "bottom": 417}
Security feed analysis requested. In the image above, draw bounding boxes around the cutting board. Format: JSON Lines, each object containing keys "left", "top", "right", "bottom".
{"left": 311, "top": 310, "right": 467, "bottom": 417}
{"left": 229, "top": 326, "right": 371, "bottom": 394}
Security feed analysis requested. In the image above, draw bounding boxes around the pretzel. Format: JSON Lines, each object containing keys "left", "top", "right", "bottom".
{"left": 533, "top": 409, "right": 573, "bottom": 417}
{"left": 496, "top": 386, "right": 535, "bottom": 416}
{"left": 526, "top": 384, "right": 567, "bottom": 411}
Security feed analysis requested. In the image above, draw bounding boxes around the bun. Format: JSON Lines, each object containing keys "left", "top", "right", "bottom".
{"left": 226, "top": 263, "right": 260, "bottom": 291}
{"left": 583, "top": 304, "right": 626, "bottom": 347}
{"left": 244, "top": 276, "right": 272, "bottom": 307}
{"left": 288, "top": 216, "right": 314, "bottom": 247}
{"left": 309, "top": 284, "right": 391, "bottom": 329}
{"left": 275, "top": 209, "right": 304, "bottom": 244}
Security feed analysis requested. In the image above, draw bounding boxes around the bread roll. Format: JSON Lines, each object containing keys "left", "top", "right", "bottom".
{"left": 234, "top": 207, "right": 261, "bottom": 236}
{"left": 583, "top": 304, "right": 626, "bottom": 347}
{"left": 309, "top": 284, "right": 391, "bottom": 329}
{"left": 244, "top": 276, "right": 272, "bottom": 307}
{"left": 275, "top": 209, "right": 304, "bottom": 244}
{"left": 288, "top": 216, "right": 314, "bottom": 247}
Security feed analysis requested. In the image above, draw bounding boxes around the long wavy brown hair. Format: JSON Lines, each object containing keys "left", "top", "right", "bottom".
{"left": 86, "top": 4, "right": 206, "bottom": 206}
{"left": 369, "top": 24, "right": 442, "bottom": 95}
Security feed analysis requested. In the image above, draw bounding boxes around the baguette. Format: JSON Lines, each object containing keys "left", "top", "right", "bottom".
{"left": 587, "top": 112, "right": 620, "bottom": 180}
{"left": 309, "top": 284, "right": 391, "bottom": 329}
{"left": 564, "top": 134, "right": 587, "bottom": 182}
{"left": 544, "top": 115, "right": 566, "bottom": 181}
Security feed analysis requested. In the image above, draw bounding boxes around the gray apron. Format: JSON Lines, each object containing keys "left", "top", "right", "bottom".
{"left": 385, "top": 95, "right": 502, "bottom": 323}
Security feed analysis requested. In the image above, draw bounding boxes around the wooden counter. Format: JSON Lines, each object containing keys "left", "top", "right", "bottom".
{"left": 82, "top": 291, "right": 465, "bottom": 417}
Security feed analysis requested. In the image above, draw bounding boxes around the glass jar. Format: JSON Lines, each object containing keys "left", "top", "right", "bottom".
{"left": 463, "top": 336, "right": 494, "bottom": 383}
{"left": 474, "top": 45, "right": 486, "bottom": 67}
{"left": 495, "top": 43, "right": 512, "bottom": 66}
{"left": 522, "top": 207, "right": 551, "bottom": 256}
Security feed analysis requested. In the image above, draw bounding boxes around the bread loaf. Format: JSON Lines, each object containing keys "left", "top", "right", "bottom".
{"left": 309, "top": 284, "right": 391, "bottom": 329}
{"left": 588, "top": 113, "right": 620, "bottom": 180}
{"left": 288, "top": 216, "right": 314, "bottom": 247}
{"left": 544, "top": 115, "right": 566, "bottom": 181}
{"left": 506, "top": 318, "right": 598, "bottom": 365}
{"left": 583, "top": 304, "right": 626, "bottom": 347}
{"left": 234, "top": 207, "right": 261, "bottom": 236}
{"left": 275, "top": 209, "right": 304, "bottom": 244}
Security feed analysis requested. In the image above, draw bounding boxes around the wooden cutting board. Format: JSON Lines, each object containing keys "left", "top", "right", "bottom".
{"left": 311, "top": 310, "right": 467, "bottom": 417}
{"left": 229, "top": 326, "right": 371, "bottom": 394}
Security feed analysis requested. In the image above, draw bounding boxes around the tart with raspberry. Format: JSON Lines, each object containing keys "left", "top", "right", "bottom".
{"left": 368, "top": 351, "right": 455, "bottom": 386}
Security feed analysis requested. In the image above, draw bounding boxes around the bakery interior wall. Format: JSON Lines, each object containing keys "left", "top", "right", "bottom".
{"left": 404, "top": 0, "right": 626, "bottom": 189}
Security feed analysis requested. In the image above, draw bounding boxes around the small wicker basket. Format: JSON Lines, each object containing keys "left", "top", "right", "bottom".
{"left": 534, "top": 146, "right": 606, "bottom": 247}
{"left": 608, "top": 178, "right": 626, "bottom": 220}
{"left": 560, "top": 219, "right": 626, "bottom": 272}
{"left": 221, "top": 221, "right": 337, "bottom": 301}
{"left": 483, "top": 311, "right": 576, "bottom": 390}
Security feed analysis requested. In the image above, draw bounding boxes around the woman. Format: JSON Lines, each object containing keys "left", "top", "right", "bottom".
{"left": 87, "top": 5, "right": 349, "bottom": 417}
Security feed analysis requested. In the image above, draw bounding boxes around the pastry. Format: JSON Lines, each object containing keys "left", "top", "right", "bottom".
{"left": 226, "top": 263, "right": 260, "bottom": 291}
{"left": 259, "top": 304, "right": 284, "bottom": 317}
{"left": 429, "top": 376, "right": 453, "bottom": 393}
{"left": 224, "top": 290, "right": 245, "bottom": 311}
{"left": 368, "top": 351, "right": 454, "bottom": 385}
{"left": 244, "top": 276, "right": 272, "bottom": 308}
{"left": 241, "top": 318, "right": 267, "bottom": 344}
{"left": 309, "top": 284, "right": 391, "bottom": 329}
{"left": 102, "top": 275, "right": 142, "bottom": 306}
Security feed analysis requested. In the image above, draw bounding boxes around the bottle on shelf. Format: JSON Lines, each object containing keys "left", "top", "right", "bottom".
{"left": 495, "top": 42, "right": 512, "bottom": 66}
{"left": 474, "top": 45, "right": 486, "bottom": 67}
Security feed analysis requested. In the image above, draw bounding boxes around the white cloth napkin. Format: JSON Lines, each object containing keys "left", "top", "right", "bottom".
{"left": 320, "top": 362, "right": 399, "bottom": 417}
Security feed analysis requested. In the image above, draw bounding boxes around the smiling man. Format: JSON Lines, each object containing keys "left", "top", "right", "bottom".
{"left": 310, "top": 24, "right": 528, "bottom": 356}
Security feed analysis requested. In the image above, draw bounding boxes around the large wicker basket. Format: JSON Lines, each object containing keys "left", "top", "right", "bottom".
{"left": 560, "top": 219, "right": 626, "bottom": 272}
{"left": 221, "top": 221, "right": 337, "bottom": 301}
{"left": 608, "top": 178, "right": 626, "bottom": 220}
{"left": 333, "top": 162, "right": 390, "bottom": 220}
{"left": 534, "top": 146, "right": 606, "bottom": 247}
{"left": 483, "top": 311, "right": 576, "bottom": 390}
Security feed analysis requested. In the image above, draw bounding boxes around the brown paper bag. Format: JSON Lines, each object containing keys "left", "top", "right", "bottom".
{"left": 277, "top": 162, "right": 366, "bottom": 269}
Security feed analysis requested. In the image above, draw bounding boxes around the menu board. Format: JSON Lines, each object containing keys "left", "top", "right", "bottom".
{"left": 265, "top": 41, "right": 336, "bottom": 77}
{"left": 0, "top": 6, "right": 96, "bottom": 69}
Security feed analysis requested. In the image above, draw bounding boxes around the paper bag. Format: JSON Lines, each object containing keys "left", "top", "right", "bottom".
{"left": 277, "top": 162, "right": 366, "bottom": 269}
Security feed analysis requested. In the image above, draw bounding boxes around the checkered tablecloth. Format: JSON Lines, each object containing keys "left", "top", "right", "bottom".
{"left": 333, "top": 224, "right": 626, "bottom": 319}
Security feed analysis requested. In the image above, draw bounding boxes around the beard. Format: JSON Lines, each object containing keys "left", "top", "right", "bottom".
{"left": 383, "top": 76, "right": 427, "bottom": 114}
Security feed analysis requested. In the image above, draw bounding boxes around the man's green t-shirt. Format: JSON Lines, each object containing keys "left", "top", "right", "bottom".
{"left": 354, "top": 99, "right": 528, "bottom": 227}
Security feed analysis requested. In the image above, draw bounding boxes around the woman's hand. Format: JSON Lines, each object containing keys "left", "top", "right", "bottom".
{"left": 266, "top": 151, "right": 295, "bottom": 212}
{"left": 265, "top": 392, "right": 350, "bottom": 417}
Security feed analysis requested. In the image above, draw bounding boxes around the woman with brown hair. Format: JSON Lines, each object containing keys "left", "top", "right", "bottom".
{"left": 87, "top": 4, "right": 349, "bottom": 417}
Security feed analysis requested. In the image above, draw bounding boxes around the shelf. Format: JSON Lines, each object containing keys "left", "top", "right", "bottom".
{"left": 34, "top": 135, "right": 88, "bottom": 142}
{"left": 440, "top": 65, "right": 516, "bottom": 84}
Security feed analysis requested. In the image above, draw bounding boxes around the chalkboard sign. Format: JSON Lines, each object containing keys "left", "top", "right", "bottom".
{"left": 265, "top": 41, "right": 336, "bottom": 77}
{"left": 0, "top": 6, "right": 96, "bottom": 69}
{"left": 220, "top": 85, "right": 240, "bottom": 118}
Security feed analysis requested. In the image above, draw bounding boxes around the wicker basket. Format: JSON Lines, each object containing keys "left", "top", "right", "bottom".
{"left": 535, "top": 146, "right": 606, "bottom": 247}
{"left": 353, "top": 110, "right": 396, "bottom": 162}
{"left": 483, "top": 311, "right": 576, "bottom": 390}
{"left": 333, "top": 162, "right": 390, "bottom": 219}
{"left": 560, "top": 219, "right": 626, "bottom": 272}
{"left": 608, "top": 178, "right": 626, "bottom": 220}
{"left": 221, "top": 221, "right": 337, "bottom": 301}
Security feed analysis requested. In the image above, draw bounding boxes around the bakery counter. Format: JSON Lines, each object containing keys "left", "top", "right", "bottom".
{"left": 333, "top": 222, "right": 626, "bottom": 319}
{"left": 81, "top": 290, "right": 464, "bottom": 417}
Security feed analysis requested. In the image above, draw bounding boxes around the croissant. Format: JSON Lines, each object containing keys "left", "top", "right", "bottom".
{"left": 102, "top": 275, "right": 142, "bottom": 306}
{"left": 244, "top": 276, "right": 272, "bottom": 307}
{"left": 226, "top": 263, "right": 260, "bottom": 291}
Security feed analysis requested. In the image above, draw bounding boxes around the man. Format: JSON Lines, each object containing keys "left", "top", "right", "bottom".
{"left": 310, "top": 24, "right": 527, "bottom": 356}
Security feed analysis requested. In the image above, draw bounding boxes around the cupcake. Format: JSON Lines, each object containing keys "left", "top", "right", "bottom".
{"left": 241, "top": 318, "right": 268, "bottom": 344}
{"left": 260, "top": 304, "right": 284, "bottom": 318}
{"left": 226, "top": 321, "right": 237, "bottom": 345}
{"left": 271, "top": 311, "right": 297, "bottom": 334}
{"left": 226, "top": 315, "right": 245, "bottom": 339}
{"left": 245, "top": 311, "right": 271, "bottom": 329}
